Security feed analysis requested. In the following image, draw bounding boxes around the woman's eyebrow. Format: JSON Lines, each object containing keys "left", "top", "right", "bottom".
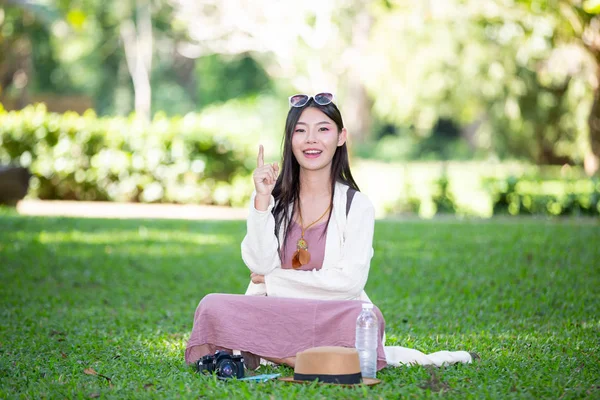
{"left": 296, "top": 121, "right": 332, "bottom": 126}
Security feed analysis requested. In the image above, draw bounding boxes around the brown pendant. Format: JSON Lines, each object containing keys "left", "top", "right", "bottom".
{"left": 298, "top": 248, "right": 310, "bottom": 265}
{"left": 292, "top": 250, "right": 302, "bottom": 269}
{"left": 292, "top": 248, "right": 311, "bottom": 269}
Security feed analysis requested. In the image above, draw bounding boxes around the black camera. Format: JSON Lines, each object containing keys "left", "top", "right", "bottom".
{"left": 196, "top": 350, "right": 245, "bottom": 379}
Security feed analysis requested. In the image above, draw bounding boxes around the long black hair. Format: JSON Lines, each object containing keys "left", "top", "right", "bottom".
{"left": 271, "top": 98, "right": 360, "bottom": 258}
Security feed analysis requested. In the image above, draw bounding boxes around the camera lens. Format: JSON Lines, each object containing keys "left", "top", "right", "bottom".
{"left": 217, "top": 360, "right": 236, "bottom": 379}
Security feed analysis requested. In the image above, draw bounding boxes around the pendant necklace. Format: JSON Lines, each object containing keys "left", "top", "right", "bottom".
{"left": 292, "top": 203, "right": 331, "bottom": 269}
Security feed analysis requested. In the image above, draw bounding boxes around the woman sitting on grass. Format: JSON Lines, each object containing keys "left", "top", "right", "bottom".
{"left": 185, "top": 92, "right": 472, "bottom": 370}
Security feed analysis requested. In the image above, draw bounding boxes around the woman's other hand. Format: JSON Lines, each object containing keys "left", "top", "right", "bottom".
{"left": 253, "top": 145, "right": 279, "bottom": 210}
{"left": 250, "top": 273, "right": 265, "bottom": 284}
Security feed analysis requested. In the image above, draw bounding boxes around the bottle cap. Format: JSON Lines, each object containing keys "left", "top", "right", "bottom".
{"left": 361, "top": 303, "right": 374, "bottom": 309}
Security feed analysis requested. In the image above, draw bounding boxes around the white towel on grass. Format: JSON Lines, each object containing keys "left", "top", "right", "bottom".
{"left": 384, "top": 346, "right": 473, "bottom": 367}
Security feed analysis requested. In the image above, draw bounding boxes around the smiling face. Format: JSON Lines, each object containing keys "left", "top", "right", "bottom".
{"left": 291, "top": 107, "right": 347, "bottom": 173}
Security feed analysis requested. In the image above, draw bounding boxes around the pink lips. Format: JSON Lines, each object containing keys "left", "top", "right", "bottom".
{"left": 302, "top": 149, "right": 322, "bottom": 159}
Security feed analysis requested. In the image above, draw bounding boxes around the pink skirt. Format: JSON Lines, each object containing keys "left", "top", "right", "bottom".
{"left": 185, "top": 293, "right": 387, "bottom": 371}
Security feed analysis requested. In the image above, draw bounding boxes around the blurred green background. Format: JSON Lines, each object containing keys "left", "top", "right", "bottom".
{"left": 1, "top": 0, "right": 599, "bottom": 218}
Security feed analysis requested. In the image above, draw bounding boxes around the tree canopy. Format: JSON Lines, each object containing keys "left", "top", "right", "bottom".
{"left": 1, "top": 0, "right": 598, "bottom": 171}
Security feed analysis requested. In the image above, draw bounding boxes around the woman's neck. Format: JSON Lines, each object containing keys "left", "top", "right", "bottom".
{"left": 299, "top": 168, "right": 332, "bottom": 199}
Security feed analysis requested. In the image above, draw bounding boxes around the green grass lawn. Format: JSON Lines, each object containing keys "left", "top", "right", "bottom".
{"left": 1, "top": 210, "right": 599, "bottom": 399}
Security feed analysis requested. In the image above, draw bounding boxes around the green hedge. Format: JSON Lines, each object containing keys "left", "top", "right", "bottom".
{"left": 0, "top": 104, "right": 253, "bottom": 206}
{"left": 485, "top": 176, "right": 600, "bottom": 216}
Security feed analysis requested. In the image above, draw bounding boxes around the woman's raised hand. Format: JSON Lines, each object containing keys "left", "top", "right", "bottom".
{"left": 253, "top": 145, "right": 279, "bottom": 197}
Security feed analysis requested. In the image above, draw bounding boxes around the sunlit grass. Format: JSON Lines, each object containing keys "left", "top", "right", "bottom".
{"left": 35, "top": 230, "right": 232, "bottom": 246}
{"left": 1, "top": 212, "right": 599, "bottom": 398}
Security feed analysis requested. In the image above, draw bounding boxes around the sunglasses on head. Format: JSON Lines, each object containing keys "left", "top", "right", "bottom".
{"left": 288, "top": 92, "right": 335, "bottom": 108}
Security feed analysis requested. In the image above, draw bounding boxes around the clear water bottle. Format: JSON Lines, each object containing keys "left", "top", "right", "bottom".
{"left": 355, "top": 303, "right": 378, "bottom": 379}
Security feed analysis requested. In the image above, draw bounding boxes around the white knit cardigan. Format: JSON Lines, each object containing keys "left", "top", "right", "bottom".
{"left": 241, "top": 181, "right": 374, "bottom": 301}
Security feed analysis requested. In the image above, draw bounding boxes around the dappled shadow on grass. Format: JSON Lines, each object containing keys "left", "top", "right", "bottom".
{"left": 0, "top": 215, "right": 265, "bottom": 397}
{"left": 1, "top": 215, "right": 599, "bottom": 398}
{"left": 1, "top": 216, "right": 249, "bottom": 305}
{"left": 0, "top": 215, "right": 251, "bottom": 369}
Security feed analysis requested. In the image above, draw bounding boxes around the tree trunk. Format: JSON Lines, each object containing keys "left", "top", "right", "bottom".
{"left": 344, "top": 83, "right": 373, "bottom": 145}
{"left": 172, "top": 52, "right": 198, "bottom": 104}
{"left": 460, "top": 116, "right": 484, "bottom": 152}
{"left": 120, "top": 0, "right": 153, "bottom": 121}
{"left": 585, "top": 71, "right": 600, "bottom": 176}
{"left": 534, "top": 81, "right": 570, "bottom": 165}
{"left": 343, "top": 8, "right": 373, "bottom": 145}
{"left": 583, "top": 17, "right": 600, "bottom": 176}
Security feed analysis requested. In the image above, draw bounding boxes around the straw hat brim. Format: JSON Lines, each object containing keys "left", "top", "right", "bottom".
{"left": 278, "top": 376, "right": 381, "bottom": 386}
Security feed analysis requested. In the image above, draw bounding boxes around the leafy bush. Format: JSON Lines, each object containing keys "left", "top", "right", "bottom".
{"left": 485, "top": 176, "right": 600, "bottom": 216}
{"left": 0, "top": 104, "right": 253, "bottom": 206}
{"left": 432, "top": 174, "right": 457, "bottom": 214}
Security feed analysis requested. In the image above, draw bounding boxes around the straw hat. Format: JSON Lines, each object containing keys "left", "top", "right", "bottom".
{"left": 279, "top": 346, "right": 381, "bottom": 386}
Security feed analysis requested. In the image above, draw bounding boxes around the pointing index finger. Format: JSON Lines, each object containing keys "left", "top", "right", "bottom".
{"left": 257, "top": 145, "right": 264, "bottom": 167}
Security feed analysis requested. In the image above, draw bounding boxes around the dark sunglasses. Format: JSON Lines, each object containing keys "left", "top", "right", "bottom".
{"left": 288, "top": 92, "right": 335, "bottom": 108}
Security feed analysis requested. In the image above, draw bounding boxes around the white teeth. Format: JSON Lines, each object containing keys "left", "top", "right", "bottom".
{"left": 304, "top": 150, "right": 321, "bottom": 154}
